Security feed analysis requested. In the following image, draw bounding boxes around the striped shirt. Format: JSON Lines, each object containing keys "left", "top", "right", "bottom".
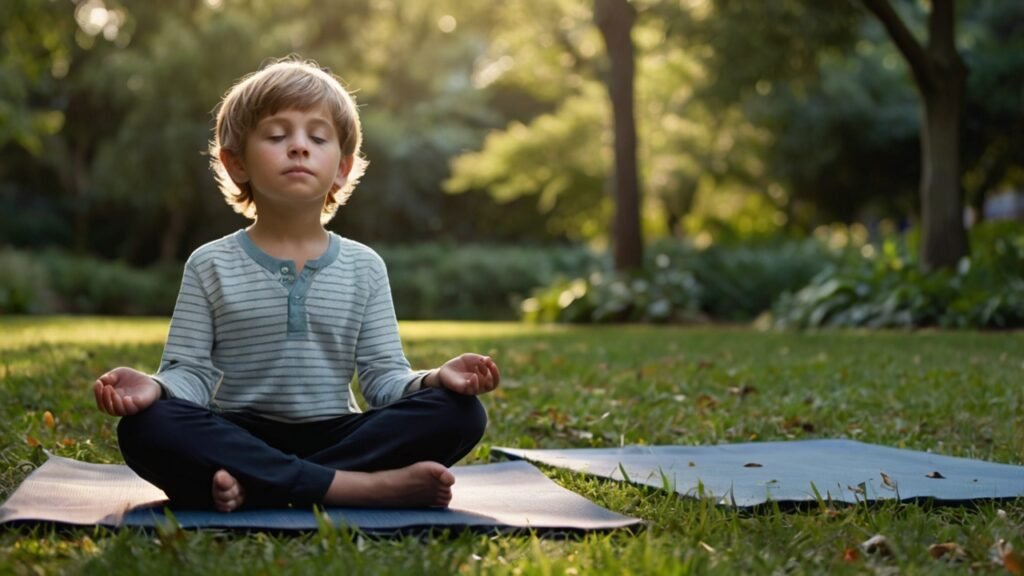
{"left": 152, "top": 230, "right": 427, "bottom": 423}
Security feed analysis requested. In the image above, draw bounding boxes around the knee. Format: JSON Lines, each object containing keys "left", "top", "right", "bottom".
{"left": 117, "top": 398, "right": 201, "bottom": 455}
{"left": 425, "top": 388, "right": 488, "bottom": 443}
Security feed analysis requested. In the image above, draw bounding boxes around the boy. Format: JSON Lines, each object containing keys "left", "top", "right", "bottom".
{"left": 92, "top": 59, "right": 500, "bottom": 512}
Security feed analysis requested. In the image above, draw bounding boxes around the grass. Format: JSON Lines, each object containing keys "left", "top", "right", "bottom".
{"left": 2, "top": 316, "right": 1023, "bottom": 574}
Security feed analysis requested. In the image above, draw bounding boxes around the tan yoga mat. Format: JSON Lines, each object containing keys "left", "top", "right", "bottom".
{"left": 0, "top": 455, "right": 641, "bottom": 534}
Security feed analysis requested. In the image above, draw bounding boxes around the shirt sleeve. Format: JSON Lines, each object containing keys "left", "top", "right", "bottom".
{"left": 355, "top": 259, "right": 428, "bottom": 407}
{"left": 151, "top": 259, "right": 223, "bottom": 406}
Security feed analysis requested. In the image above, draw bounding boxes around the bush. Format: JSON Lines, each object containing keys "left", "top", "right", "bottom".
{"left": 0, "top": 247, "right": 53, "bottom": 314}
{"left": 772, "top": 221, "right": 1024, "bottom": 329}
{"left": 1, "top": 247, "right": 181, "bottom": 316}
{"left": 378, "top": 243, "right": 603, "bottom": 320}
{"left": 521, "top": 238, "right": 838, "bottom": 324}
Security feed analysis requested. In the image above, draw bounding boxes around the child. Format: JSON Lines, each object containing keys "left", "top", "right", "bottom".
{"left": 92, "top": 58, "right": 500, "bottom": 512}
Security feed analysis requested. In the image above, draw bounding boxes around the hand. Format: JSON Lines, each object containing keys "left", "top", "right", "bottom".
{"left": 93, "top": 367, "right": 162, "bottom": 416}
{"left": 430, "top": 353, "right": 500, "bottom": 396}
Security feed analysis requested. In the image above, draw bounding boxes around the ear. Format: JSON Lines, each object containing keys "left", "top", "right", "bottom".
{"left": 333, "top": 154, "right": 355, "bottom": 190}
{"left": 220, "top": 149, "right": 250, "bottom": 184}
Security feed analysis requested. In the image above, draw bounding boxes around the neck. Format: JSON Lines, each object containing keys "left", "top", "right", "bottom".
{"left": 247, "top": 210, "right": 327, "bottom": 243}
{"left": 246, "top": 213, "right": 330, "bottom": 273}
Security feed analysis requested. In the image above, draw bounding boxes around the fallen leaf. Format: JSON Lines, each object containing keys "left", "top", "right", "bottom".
{"left": 43, "top": 411, "right": 55, "bottom": 429}
{"left": 996, "top": 539, "right": 1024, "bottom": 575}
{"left": 880, "top": 471, "right": 898, "bottom": 490}
{"left": 743, "top": 462, "right": 763, "bottom": 468}
{"left": 848, "top": 483, "right": 866, "bottom": 495}
{"left": 695, "top": 394, "right": 718, "bottom": 410}
{"left": 842, "top": 547, "right": 861, "bottom": 563}
{"left": 62, "top": 438, "right": 75, "bottom": 447}
{"left": 925, "top": 471, "right": 946, "bottom": 479}
{"left": 862, "top": 534, "right": 893, "bottom": 556}
{"left": 727, "top": 385, "right": 757, "bottom": 398}
{"left": 783, "top": 416, "right": 815, "bottom": 433}
{"left": 928, "top": 542, "right": 965, "bottom": 561}
{"left": 26, "top": 435, "right": 39, "bottom": 447}
{"left": 688, "top": 461, "right": 696, "bottom": 468}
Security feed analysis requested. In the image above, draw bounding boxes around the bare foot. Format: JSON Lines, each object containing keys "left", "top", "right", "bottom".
{"left": 212, "top": 469, "right": 246, "bottom": 512}
{"left": 324, "top": 461, "right": 456, "bottom": 508}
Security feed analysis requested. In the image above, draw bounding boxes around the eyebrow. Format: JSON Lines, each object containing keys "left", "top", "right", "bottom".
{"left": 258, "top": 115, "right": 335, "bottom": 130}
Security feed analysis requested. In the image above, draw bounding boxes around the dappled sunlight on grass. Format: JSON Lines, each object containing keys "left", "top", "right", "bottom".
{"left": 398, "top": 320, "right": 569, "bottom": 341}
{"left": 0, "top": 317, "right": 169, "bottom": 350}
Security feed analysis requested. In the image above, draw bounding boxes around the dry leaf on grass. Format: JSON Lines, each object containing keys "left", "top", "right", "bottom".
{"left": 928, "top": 542, "right": 965, "bottom": 561}
{"left": 743, "top": 462, "right": 763, "bottom": 468}
{"left": 43, "top": 410, "right": 55, "bottom": 429}
{"left": 842, "top": 547, "right": 861, "bottom": 563}
{"left": 880, "top": 471, "right": 898, "bottom": 490}
{"left": 925, "top": 471, "right": 946, "bottom": 479}
{"left": 995, "top": 539, "right": 1024, "bottom": 575}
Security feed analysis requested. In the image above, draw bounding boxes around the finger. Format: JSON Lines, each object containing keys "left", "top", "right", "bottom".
{"left": 93, "top": 382, "right": 106, "bottom": 413}
{"left": 122, "top": 396, "right": 137, "bottom": 416}
{"left": 487, "top": 362, "right": 500, "bottom": 388}
{"left": 101, "top": 386, "right": 116, "bottom": 415}
{"left": 110, "top": 390, "right": 127, "bottom": 416}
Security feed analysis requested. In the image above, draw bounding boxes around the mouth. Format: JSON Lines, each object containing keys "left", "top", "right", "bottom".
{"left": 283, "top": 166, "right": 314, "bottom": 176}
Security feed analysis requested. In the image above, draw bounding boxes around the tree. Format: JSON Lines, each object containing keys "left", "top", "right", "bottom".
{"left": 594, "top": 0, "right": 643, "bottom": 271}
{"left": 861, "top": 0, "right": 967, "bottom": 269}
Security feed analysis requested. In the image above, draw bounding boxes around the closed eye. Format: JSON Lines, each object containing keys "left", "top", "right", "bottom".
{"left": 268, "top": 135, "right": 286, "bottom": 142}
{"left": 311, "top": 136, "right": 328, "bottom": 145}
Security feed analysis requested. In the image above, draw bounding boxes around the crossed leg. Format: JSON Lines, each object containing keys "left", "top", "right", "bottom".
{"left": 118, "top": 388, "right": 487, "bottom": 511}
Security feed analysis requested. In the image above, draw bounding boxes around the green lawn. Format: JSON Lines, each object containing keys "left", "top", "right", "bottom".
{"left": 2, "top": 317, "right": 1023, "bottom": 574}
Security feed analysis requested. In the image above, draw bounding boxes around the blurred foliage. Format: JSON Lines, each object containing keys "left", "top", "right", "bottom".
{"left": 522, "top": 237, "right": 838, "bottom": 324}
{"left": 379, "top": 243, "right": 603, "bottom": 320}
{"left": 0, "top": 247, "right": 180, "bottom": 315}
{"left": 0, "top": 0, "right": 1021, "bottom": 271}
{"left": 773, "top": 221, "right": 1024, "bottom": 329}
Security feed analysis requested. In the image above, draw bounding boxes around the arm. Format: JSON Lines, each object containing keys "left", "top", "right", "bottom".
{"left": 92, "top": 260, "right": 221, "bottom": 415}
{"left": 153, "top": 259, "right": 223, "bottom": 405}
{"left": 355, "top": 260, "right": 425, "bottom": 408}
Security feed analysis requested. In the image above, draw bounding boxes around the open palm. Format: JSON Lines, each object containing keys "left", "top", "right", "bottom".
{"left": 436, "top": 353, "right": 500, "bottom": 396}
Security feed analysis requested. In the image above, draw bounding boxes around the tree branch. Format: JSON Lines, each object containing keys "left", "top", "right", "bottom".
{"left": 860, "top": 0, "right": 934, "bottom": 94}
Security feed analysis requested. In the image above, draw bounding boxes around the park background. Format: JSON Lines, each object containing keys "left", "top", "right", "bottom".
{"left": 2, "top": 0, "right": 1022, "bottom": 328}
{"left": 3, "top": 2, "right": 1024, "bottom": 574}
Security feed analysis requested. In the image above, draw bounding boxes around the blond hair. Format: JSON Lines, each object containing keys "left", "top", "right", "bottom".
{"left": 209, "top": 58, "right": 368, "bottom": 223}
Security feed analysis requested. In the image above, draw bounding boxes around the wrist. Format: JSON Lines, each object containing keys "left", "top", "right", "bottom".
{"left": 423, "top": 369, "right": 440, "bottom": 389}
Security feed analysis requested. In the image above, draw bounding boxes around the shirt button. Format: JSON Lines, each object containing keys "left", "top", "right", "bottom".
{"left": 280, "top": 266, "right": 290, "bottom": 274}
{"left": 294, "top": 295, "right": 303, "bottom": 300}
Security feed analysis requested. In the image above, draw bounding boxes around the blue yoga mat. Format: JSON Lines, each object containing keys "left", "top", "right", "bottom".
{"left": 0, "top": 455, "right": 640, "bottom": 534}
{"left": 494, "top": 439, "right": 1024, "bottom": 507}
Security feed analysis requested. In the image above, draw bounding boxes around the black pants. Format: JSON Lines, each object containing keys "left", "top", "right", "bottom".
{"left": 117, "top": 388, "right": 487, "bottom": 510}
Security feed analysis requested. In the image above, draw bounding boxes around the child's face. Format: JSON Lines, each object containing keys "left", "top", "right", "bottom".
{"left": 225, "top": 105, "right": 352, "bottom": 213}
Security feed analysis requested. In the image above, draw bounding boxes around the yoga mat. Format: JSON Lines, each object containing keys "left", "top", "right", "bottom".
{"left": 494, "top": 439, "right": 1024, "bottom": 507}
{"left": 0, "top": 455, "right": 640, "bottom": 534}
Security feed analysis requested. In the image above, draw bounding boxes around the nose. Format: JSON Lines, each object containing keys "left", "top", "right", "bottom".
{"left": 288, "top": 136, "right": 310, "bottom": 157}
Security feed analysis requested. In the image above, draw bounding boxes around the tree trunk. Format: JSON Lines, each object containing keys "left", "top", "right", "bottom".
{"left": 920, "top": 73, "right": 967, "bottom": 269}
{"left": 595, "top": 0, "right": 643, "bottom": 272}
{"left": 862, "top": 0, "right": 968, "bottom": 270}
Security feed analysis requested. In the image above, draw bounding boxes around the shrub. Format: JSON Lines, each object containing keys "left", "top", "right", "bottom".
{"left": 37, "top": 251, "right": 182, "bottom": 316}
{"left": 378, "top": 243, "right": 602, "bottom": 320}
{"left": 772, "top": 221, "right": 1024, "bottom": 329}
{"left": 0, "top": 247, "right": 182, "bottom": 316}
{"left": 0, "top": 247, "right": 53, "bottom": 314}
{"left": 521, "top": 238, "right": 838, "bottom": 324}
